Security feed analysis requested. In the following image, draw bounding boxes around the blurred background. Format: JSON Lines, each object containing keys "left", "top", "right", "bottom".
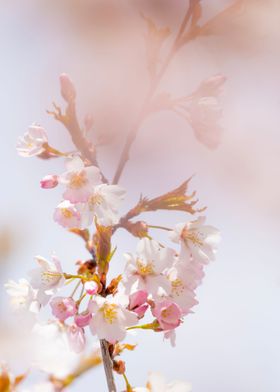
{"left": 0, "top": 0, "right": 280, "bottom": 390}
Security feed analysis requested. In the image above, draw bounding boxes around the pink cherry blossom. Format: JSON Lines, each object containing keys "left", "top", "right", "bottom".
{"left": 50, "top": 296, "right": 77, "bottom": 321}
{"left": 16, "top": 125, "right": 48, "bottom": 157}
{"left": 40, "top": 175, "right": 59, "bottom": 189}
{"left": 67, "top": 324, "right": 86, "bottom": 353}
{"left": 74, "top": 310, "right": 92, "bottom": 327}
{"left": 89, "top": 294, "right": 138, "bottom": 343}
{"left": 60, "top": 156, "right": 101, "bottom": 203}
{"left": 152, "top": 300, "right": 182, "bottom": 331}
{"left": 60, "top": 73, "right": 76, "bottom": 103}
{"left": 54, "top": 200, "right": 82, "bottom": 229}
{"left": 84, "top": 281, "right": 99, "bottom": 295}
{"left": 129, "top": 290, "right": 149, "bottom": 318}
{"left": 169, "top": 216, "right": 220, "bottom": 264}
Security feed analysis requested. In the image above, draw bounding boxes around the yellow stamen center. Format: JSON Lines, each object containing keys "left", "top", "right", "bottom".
{"left": 69, "top": 172, "right": 88, "bottom": 189}
{"left": 88, "top": 193, "right": 104, "bottom": 209}
{"left": 181, "top": 228, "right": 203, "bottom": 247}
{"left": 61, "top": 208, "right": 73, "bottom": 219}
{"left": 136, "top": 259, "right": 155, "bottom": 276}
{"left": 102, "top": 303, "right": 118, "bottom": 324}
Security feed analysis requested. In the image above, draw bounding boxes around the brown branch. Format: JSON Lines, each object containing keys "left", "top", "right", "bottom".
{"left": 112, "top": 0, "right": 200, "bottom": 185}
{"left": 100, "top": 339, "right": 117, "bottom": 392}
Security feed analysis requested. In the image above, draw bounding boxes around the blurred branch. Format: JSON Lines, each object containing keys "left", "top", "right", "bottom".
{"left": 112, "top": 0, "right": 200, "bottom": 185}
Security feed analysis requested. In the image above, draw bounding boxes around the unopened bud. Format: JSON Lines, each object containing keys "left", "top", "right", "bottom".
{"left": 113, "top": 360, "right": 126, "bottom": 375}
{"left": 40, "top": 175, "right": 58, "bottom": 189}
{"left": 59, "top": 73, "right": 76, "bottom": 103}
{"left": 84, "top": 280, "right": 99, "bottom": 295}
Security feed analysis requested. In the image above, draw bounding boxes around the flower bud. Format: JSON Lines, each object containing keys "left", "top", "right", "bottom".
{"left": 75, "top": 310, "right": 92, "bottom": 327}
{"left": 84, "top": 280, "right": 99, "bottom": 295}
{"left": 113, "top": 360, "right": 126, "bottom": 375}
{"left": 40, "top": 174, "right": 58, "bottom": 189}
{"left": 59, "top": 73, "right": 76, "bottom": 103}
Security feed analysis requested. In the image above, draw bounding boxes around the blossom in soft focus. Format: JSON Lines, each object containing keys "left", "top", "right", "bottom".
{"left": 40, "top": 175, "right": 59, "bottom": 189}
{"left": 50, "top": 296, "right": 77, "bottom": 321}
{"left": 29, "top": 255, "right": 65, "bottom": 303}
{"left": 188, "top": 74, "right": 226, "bottom": 149}
{"left": 133, "top": 371, "right": 192, "bottom": 392}
{"left": 59, "top": 73, "right": 76, "bottom": 103}
{"left": 66, "top": 324, "right": 86, "bottom": 353}
{"left": 32, "top": 322, "right": 81, "bottom": 378}
{"left": 5, "top": 278, "right": 40, "bottom": 314}
{"left": 89, "top": 294, "right": 138, "bottom": 343}
{"left": 53, "top": 200, "right": 82, "bottom": 228}
{"left": 169, "top": 217, "right": 220, "bottom": 264}
{"left": 152, "top": 300, "right": 182, "bottom": 331}
{"left": 16, "top": 125, "right": 48, "bottom": 157}
{"left": 60, "top": 156, "right": 101, "bottom": 203}
{"left": 81, "top": 184, "right": 126, "bottom": 226}
{"left": 123, "top": 238, "right": 174, "bottom": 298}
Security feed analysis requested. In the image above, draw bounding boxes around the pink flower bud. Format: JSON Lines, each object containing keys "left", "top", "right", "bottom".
{"left": 59, "top": 73, "right": 76, "bottom": 103}
{"left": 40, "top": 175, "right": 58, "bottom": 189}
{"left": 74, "top": 310, "right": 92, "bottom": 327}
{"left": 152, "top": 300, "right": 182, "bottom": 331}
{"left": 50, "top": 296, "right": 77, "bottom": 321}
{"left": 67, "top": 324, "right": 86, "bottom": 353}
{"left": 84, "top": 281, "right": 99, "bottom": 295}
{"left": 129, "top": 290, "right": 148, "bottom": 310}
{"left": 133, "top": 303, "right": 149, "bottom": 318}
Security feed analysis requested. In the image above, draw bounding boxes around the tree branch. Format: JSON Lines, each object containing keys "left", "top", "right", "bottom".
{"left": 112, "top": 0, "right": 200, "bottom": 185}
{"left": 100, "top": 339, "right": 117, "bottom": 392}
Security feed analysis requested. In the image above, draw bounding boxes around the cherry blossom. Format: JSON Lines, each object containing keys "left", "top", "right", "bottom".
{"left": 152, "top": 300, "right": 182, "bottom": 331}
{"left": 169, "top": 216, "right": 220, "bottom": 264}
{"left": 53, "top": 200, "right": 82, "bottom": 228}
{"left": 16, "top": 125, "right": 48, "bottom": 157}
{"left": 5, "top": 278, "right": 40, "bottom": 314}
{"left": 81, "top": 184, "right": 126, "bottom": 226}
{"left": 89, "top": 294, "right": 138, "bottom": 343}
{"left": 133, "top": 371, "right": 192, "bottom": 392}
{"left": 129, "top": 290, "right": 149, "bottom": 318}
{"left": 60, "top": 156, "right": 101, "bottom": 203}
{"left": 84, "top": 280, "right": 99, "bottom": 295}
{"left": 50, "top": 296, "right": 77, "bottom": 321}
{"left": 29, "top": 255, "right": 65, "bottom": 303}
{"left": 123, "top": 238, "right": 174, "bottom": 299}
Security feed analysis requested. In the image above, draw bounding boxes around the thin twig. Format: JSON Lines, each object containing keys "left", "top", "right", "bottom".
{"left": 100, "top": 339, "right": 117, "bottom": 392}
{"left": 112, "top": 0, "right": 199, "bottom": 185}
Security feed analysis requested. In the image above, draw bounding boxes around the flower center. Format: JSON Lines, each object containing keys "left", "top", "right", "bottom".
{"left": 61, "top": 208, "right": 73, "bottom": 219}
{"left": 102, "top": 303, "right": 118, "bottom": 324}
{"left": 88, "top": 193, "right": 104, "bottom": 209}
{"left": 171, "top": 278, "right": 184, "bottom": 296}
{"left": 136, "top": 259, "right": 155, "bottom": 276}
{"left": 181, "top": 227, "right": 203, "bottom": 247}
{"left": 69, "top": 171, "right": 88, "bottom": 189}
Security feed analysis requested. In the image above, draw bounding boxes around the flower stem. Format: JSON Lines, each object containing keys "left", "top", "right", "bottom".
{"left": 148, "top": 225, "right": 172, "bottom": 231}
{"left": 100, "top": 339, "right": 117, "bottom": 392}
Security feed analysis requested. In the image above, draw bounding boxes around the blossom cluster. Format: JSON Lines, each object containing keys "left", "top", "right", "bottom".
{"left": 6, "top": 72, "right": 222, "bottom": 391}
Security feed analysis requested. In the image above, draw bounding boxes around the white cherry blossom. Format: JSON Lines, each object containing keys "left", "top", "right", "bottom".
{"left": 169, "top": 216, "right": 220, "bottom": 264}
{"left": 5, "top": 278, "right": 40, "bottom": 313}
{"left": 89, "top": 294, "right": 138, "bottom": 343}
{"left": 123, "top": 238, "right": 174, "bottom": 299}
{"left": 16, "top": 125, "right": 48, "bottom": 157}
{"left": 81, "top": 184, "right": 126, "bottom": 226}
{"left": 133, "top": 372, "right": 192, "bottom": 392}
{"left": 29, "top": 255, "right": 65, "bottom": 303}
{"left": 60, "top": 156, "right": 101, "bottom": 203}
